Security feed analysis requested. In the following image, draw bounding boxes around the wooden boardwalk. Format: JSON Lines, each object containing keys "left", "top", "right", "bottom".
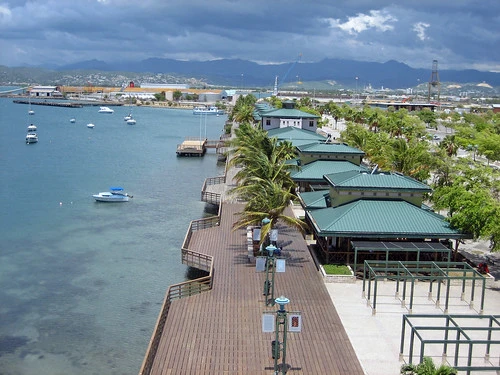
{"left": 147, "top": 203, "right": 365, "bottom": 374}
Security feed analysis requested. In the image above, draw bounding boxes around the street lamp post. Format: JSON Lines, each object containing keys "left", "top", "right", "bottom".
{"left": 260, "top": 217, "right": 271, "bottom": 255}
{"left": 263, "top": 245, "right": 277, "bottom": 306}
{"left": 355, "top": 76, "right": 358, "bottom": 99}
{"left": 273, "top": 296, "right": 290, "bottom": 375}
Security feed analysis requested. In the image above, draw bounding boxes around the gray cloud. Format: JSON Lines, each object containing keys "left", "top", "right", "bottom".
{"left": 0, "top": 0, "right": 498, "bottom": 71}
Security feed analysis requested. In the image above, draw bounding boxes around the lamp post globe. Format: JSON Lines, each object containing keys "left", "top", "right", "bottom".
{"left": 266, "top": 244, "right": 277, "bottom": 257}
{"left": 275, "top": 296, "right": 290, "bottom": 312}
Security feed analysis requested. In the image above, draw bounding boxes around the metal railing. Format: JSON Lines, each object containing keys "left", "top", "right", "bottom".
{"left": 139, "top": 204, "right": 223, "bottom": 375}
{"left": 138, "top": 272, "right": 214, "bottom": 375}
{"left": 201, "top": 175, "right": 226, "bottom": 205}
{"left": 400, "top": 314, "right": 500, "bottom": 374}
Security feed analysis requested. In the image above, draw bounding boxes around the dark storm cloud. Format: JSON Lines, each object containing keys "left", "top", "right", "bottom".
{"left": 0, "top": 0, "right": 498, "bottom": 71}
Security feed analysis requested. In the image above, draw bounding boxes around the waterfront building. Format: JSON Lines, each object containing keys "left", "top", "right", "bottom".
{"left": 29, "top": 85, "right": 63, "bottom": 97}
{"left": 254, "top": 100, "right": 320, "bottom": 132}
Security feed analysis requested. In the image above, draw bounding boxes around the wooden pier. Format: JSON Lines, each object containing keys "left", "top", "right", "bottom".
{"left": 139, "top": 201, "right": 365, "bottom": 375}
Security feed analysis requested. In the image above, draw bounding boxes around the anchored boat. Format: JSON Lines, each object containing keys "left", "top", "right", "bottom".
{"left": 93, "top": 187, "right": 132, "bottom": 202}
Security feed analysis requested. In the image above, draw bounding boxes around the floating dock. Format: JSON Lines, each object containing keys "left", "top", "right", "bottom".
{"left": 176, "top": 136, "right": 229, "bottom": 157}
{"left": 176, "top": 138, "right": 207, "bottom": 157}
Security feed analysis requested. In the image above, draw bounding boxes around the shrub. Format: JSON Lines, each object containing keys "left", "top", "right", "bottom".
{"left": 323, "top": 264, "right": 351, "bottom": 275}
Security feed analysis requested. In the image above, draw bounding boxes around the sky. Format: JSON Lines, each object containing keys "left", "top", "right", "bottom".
{"left": 0, "top": 0, "right": 499, "bottom": 72}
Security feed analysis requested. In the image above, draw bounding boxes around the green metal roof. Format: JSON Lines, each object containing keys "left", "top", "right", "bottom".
{"left": 324, "top": 171, "right": 432, "bottom": 192}
{"left": 259, "top": 107, "right": 319, "bottom": 119}
{"left": 297, "top": 191, "right": 329, "bottom": 209}
{"left": 297, "top": 142, "right": 365, "bottom": 156}
{"left": 307, "top": 199, "right": 468, "bottom": 239}
{"left": 267, "top": 127, "right": 326, "bottom": 141}
{"left": 291, "top": 160, "right": 368, "bottom": 181}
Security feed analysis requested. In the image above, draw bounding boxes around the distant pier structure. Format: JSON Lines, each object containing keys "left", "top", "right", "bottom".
{"left": 0, "top": 87, "right": 29, "bottom": 96}
{"left": 176, "top": 138, "right": 208, "bottom": 157}
{"left": 176, "top": 136, "right": 228, "bottom": 157}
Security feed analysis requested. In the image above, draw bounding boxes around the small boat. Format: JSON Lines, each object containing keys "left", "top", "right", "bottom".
{"left": 193, "top": 106, "right": 224, "bottom": 115}
{"left": 93, "top": 187, "right": 132, "bottom": 202}
{"left": 26, "top": 132, "right": 38, "bottom": 144}
{"left": 70, "top": 118, "right": 76, "bottom": 123}
{"left": 28, "top": 109, "right": 35, "bottom": 115}
{"left": 124, "top": 114, "right": 132, "bottom": 121}
{"left": 126, "top": 118, "right": 136, "bottom": 125}
{"left": 87, "top": 123, "right": 95, "bottom": 128}
{"left": 98, "top": 106, "right": 114, "bottom": 114}
{"left": 27, "top": 123, "right": 37, "bottom": 132}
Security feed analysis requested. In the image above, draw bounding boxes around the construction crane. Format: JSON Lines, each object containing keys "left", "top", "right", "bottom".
{"left": 273, "top": 53, "right": 302, "bottom": 96}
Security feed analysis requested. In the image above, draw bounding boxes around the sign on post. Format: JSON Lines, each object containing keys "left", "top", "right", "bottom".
{"left": 288, "top": 313, "right": 302, "bottom": 332}
{"left": 262, "top": 313, "right": 275, "bottom": 333}
{"left": 275, "top": 259, "right": 286, "bottom": 273}
{"left": 270, "top": 229, "right": 278, "bottom": 243}
{"left": 256, "top": 256, "right": 266, "bottom": 272}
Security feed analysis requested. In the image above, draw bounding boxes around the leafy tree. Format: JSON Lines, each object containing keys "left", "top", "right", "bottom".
{"left": 389, "top": 137, "right": 432, "bottom": 181}
{"left": 267, "top": 96, "right": 283, "bottom": 108}
{"left": 173, "top": 90, "right": 182, "bottom": 101}
{"left": 154, "top": 91, "right": 166, "bottom": 101}
{"left": 430, "top": 160, "right": 500, "bottom": 251}
{"left": 416, "top": 108, "right": 437, "bottom": 129}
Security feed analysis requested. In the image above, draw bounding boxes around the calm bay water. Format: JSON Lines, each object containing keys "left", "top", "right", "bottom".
{"left": 0, "top": 91, "right": 225, "bottom": 375}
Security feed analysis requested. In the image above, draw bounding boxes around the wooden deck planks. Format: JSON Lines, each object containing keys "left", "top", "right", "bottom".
{"left": 149, "top": 203, "right": 364, "bottom": 374}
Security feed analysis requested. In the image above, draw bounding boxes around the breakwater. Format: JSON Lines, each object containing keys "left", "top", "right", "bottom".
{"left": 13, "top": 99, "right": 124, "bottom": 108}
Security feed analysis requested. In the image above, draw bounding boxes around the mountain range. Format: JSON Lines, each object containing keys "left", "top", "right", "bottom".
{"left": 55, "top": 58, "right": 500, "bottom": 89}
{"left": 3, "top": 58, "right": 500, "bottom": 91}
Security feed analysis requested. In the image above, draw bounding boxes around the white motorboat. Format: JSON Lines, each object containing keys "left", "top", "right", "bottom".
{"left": 70, "top": 118, "right": 76, "bottom": 123}
{"left": 98, "top": 106, "right": 114, "bottom": 114}
{"left": 124, "top": 113, "right": 132, "bottom": 121}
{"left": 126, "top": 118, "right": 136, "bottom": 125}
{"left": 26, "top": 132, "right": 38, "bottom": 144}
{"left": 28, "top": 109, "right": 35, "bottom": 115}
{"left": 87, "top": 123, "right": 95, "bottom": 128}
{"left": 27, "top": 123, "right": 37, "bottom": 132}
{"left": 193, "top": 106, "right": 224, "bottom": 115}
{"left": 93, "top": 187, "right": 132, "bottom": 202}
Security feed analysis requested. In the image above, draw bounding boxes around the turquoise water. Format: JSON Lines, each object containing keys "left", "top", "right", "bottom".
{"left": 0, "top": 92, "right": 226, "bottom": 375}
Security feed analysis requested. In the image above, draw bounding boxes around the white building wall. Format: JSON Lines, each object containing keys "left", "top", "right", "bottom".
{"left": 262, "top": 116, "right": 317, "bottom": 132}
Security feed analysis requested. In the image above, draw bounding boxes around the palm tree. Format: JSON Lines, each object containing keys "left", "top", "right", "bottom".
{"left": 229, "top": 94, "right": 257, "bottom": 123}
{"left": 228, "top": 121, "right": 304, "bottom": 249}
{"left": 439, "top": 134, "right": 459, "bottom": 157}
{"left": 232, "top": 178, "right": 308, "bottom": 246}
{"left": 389, "top": 137, "right": 432, "bottom": 181}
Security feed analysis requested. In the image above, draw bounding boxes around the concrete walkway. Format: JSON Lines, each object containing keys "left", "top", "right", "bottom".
{"left": 326, "top": 275, "right": 500, "bottom": 375}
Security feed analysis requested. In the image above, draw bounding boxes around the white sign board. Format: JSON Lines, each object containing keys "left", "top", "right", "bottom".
{"left": 288, "top": 313, "right": 302, "bottom": 333}
{"left": 253, "top": 228, "right": 261, "bottom": 241}
{"left": 262, "top": 313, "right": 275, "bottom": 333}
{"left": 275, "top": 259, "right": 286, "bottom": 273}
{"left": 270, "top": 229, "right": 278, "bottom": 242}
{"left": 255, "top": 256, "right": 266, "bottom": 272}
